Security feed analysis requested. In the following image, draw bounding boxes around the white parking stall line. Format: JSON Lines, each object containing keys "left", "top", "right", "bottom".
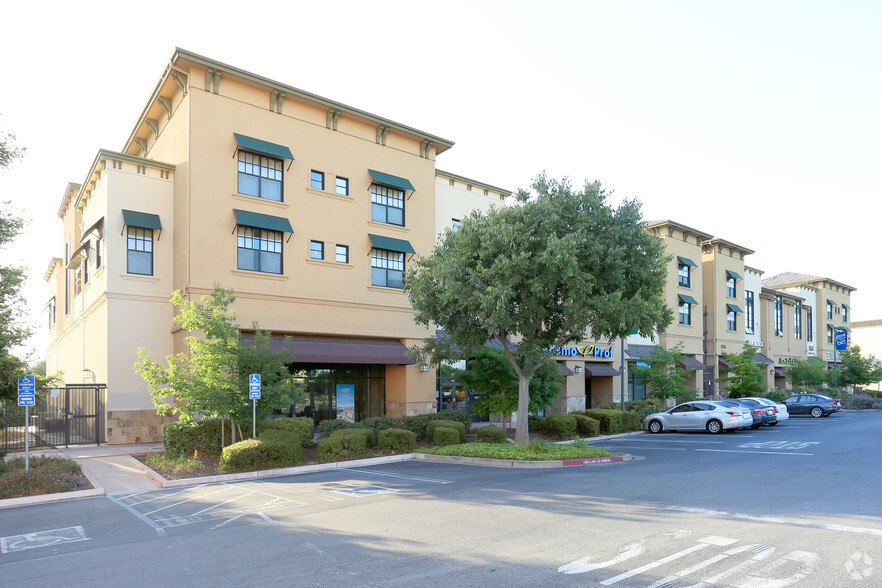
{"left": 599, "top": 536, "right": 737, "bottom": 585}
{"left": 599, "top": 439, "right": 724, "bottom": 444}
{"left": 332, "top": 468, "right": 453, "bottom": 485}
{"left": 142, "top": 485, "right": 237, "bottom": 516}
{"left": 591, "top": 446, "right": 688, "bottom": 451}
{"left": 667, "top": 505, "right": 882, "bottom": 537}
{"left": 695, "top": 449, "right": 814, "bottom": 456}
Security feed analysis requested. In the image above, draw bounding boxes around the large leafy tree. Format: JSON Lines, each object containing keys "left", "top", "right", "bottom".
{"left": 785, "top": 358, "right": 829, "bottom": 388}
{"left": 631, "top": 343, "right": 697, "bottom": 402}
{"left": 719, "top": 344, "right": 766, "bottom": 398}
{"left": 135, "top": 285, "right": 306, "bottom": 440}
{"left": 0, "top": 125, "right": 35, "bottom": 401}
{"left": 406, "top": 174, "right": 672, "bottom": 443}
{"left": 833, "top": 345, "right": 882, "bottom": 389}
{"left": 449, "top": 344, "right": 562, "bottom": 428}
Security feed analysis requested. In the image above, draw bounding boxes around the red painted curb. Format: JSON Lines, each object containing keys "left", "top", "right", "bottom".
{"left": 562, "top": 456, "right": 624, "bottom": 466}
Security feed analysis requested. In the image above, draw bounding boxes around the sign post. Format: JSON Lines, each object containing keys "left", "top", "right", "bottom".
{"left": 249, "top": 374, "right": 261, "bottom": 438}
{"left": 17, "top": 375, "right": 36, "bottom": 471}
{"left": 833, "top": 330, "right": 848, "bottom": 388}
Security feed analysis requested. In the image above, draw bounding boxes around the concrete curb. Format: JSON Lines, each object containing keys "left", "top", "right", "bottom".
{"left": 0, "top": 488, "right": 105, "bottom": 510}
{"left": 414, "top": 453, "right": 630, "bottom": 468}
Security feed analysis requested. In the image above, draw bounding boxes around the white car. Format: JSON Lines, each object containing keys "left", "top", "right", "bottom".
{"left": 742, "top": 397, "right": 789, "bottom": 424}
{"left": 642, "top": 401, "right": 744, "bottom": 434}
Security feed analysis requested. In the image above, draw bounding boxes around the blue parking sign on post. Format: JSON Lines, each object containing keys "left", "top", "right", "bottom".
{"left": 835, "top": 330, "right": 847, "bottom": 351}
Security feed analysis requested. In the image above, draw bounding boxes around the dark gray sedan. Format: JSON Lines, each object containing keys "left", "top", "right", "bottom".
{"left": 783, "top": 394, "right": 843, "bottom": 417}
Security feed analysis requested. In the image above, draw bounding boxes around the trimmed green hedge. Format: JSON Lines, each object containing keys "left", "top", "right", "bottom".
{"left": 377, "top": 428, "right": 417, "bottom": 452}
{"left": 433, "top": 427, "right": 460, "bottom": 447}
{"left": 545, "top": 414, "right": 578, "bottom": 440}
{"left": 316, "top": 411, "right": 472, "bottom": 441}
{"left": 572, "top": 414, "right": 600, "bottom": 437}
{"left": 528, "top": 415, "right": 547, "bottom": 432}
{"left": 317, "top": 429, "right": 373, "bottom": 462}
{"left": 162, "top": 418, "right": 224, "bottom": 457}
{"left": 219, "top": 438, "right": 303, "bottom": 472}
{"left": 426, "top": 419, "right": 466, "bottom": 443}
{"left": 582, "top": 409, "right": 641, "bottom": 434}
{"left": 261, "top": 417, "right": 314, "bottom": 447}
{"left": 475, "top": 426, "right": 506, "bottom": 443}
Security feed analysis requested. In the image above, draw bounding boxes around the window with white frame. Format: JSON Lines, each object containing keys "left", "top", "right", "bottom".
{"left": 826, "top": 301, "right": 833, "bottom": 319}
{"left": 678, "top": 262, "right": 690, "bottom": 287}
{"left": 745, "top": 291, "right": 755, "bottom": 335}
{"left": 774, "top": 295, "right": 783, "bottom": 336}
{"left": 371, "top": 248, "right": 404, "bottom": 288}
{"left": 371, "top": 184, "right": 404, "bottom": 226}
{"left": 726, "top": 275, "right": 736, "bottom": 297}
{"left": 237, "top": 226, "right": 282, "bottom": 274}
{"left": 843, "top": 305, "right": 848, "bottom": 323}
{"left": 678, "top": 301, "right": 691, "bottom": 325}
{"left": 237, "top": 152, "right": 283, "bottom": 201}
{"left": 127, "top": 227, "right": 154, "bottom": 275}
{"left": 807, "top": 306, "right": 813, "bottom": 342}
{"left": 727, "top": 309, "right": 736, "bottom": 331}
{"left": 794, "top": 301, "right": 802, "bottom": 340}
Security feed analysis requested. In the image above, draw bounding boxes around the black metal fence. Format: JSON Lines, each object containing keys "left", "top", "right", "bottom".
{"left": 2, "top": 385, "right": 106, "bottom": 453}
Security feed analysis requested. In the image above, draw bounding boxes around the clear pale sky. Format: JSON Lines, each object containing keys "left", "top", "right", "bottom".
{"left": 2, "top": 1, "right": 880, "bottom": 358}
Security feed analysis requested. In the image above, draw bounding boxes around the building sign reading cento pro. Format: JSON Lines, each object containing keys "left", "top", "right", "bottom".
{"left": 549, "top": 345, "right": 613, "bottom": 358}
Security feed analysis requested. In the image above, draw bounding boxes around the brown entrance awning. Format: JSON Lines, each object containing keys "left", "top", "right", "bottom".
{"left": 773, "top": 367, "right": 786, "bottom": 377}
{"left": 557, "top": 363, "right": 575, "bottom": 376}
{"left": 585, "top": 364, "right": 620, "bottom": 377}
{"left": 679, "top": 357, "right": 706, "bottom": 370}
{"left": 258, "top": 335, "right": 415, "bottom": 365}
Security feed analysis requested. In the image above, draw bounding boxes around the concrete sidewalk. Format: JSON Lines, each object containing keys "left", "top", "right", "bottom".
{"left": 1, "top": 442, "right": 166, "bottom": 508}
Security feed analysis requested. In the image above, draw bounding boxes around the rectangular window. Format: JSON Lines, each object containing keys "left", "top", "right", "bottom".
{"left": 774, "top": 295, "right": 783, "bottom": 336}
{"left": 64, "top": 241, "right": 70, "bottom": 314}
{"left": 794, "top": 301, "right": 802, "bottom": 340}
{"left": 127, "top": 227, "right": 154, "bottom": 275}
{"left": 237, "top": 226, "right": 282, "bottom": 274}
{"left": 807, "top": 307, "right": 813, "bottom": 342}
{"left": 727, "top": 309, "right": 736, "bottom": 331}
{"left": 726, "top": 276, "right": 736, "bottom": 297}
{"left": 678, "top": 263, "right": 690, "bottom": 287}
{"left": 95, "top": 237, "right": 103, "bottom": 269}
{"left": 335, "top": 244, "right": 349, "bottom": 264}
{"left": 335, "top": 176, "right": 349, "bottom": 196}
{"left": 310, "top": 240, "right": 324, "bottom": 260}
{"left": 843, "top": 306, "right": 848, "bottom": 323}
{"left": 745, "top": 291, "right": 755, "bottom": 335}
{"left": 451, "top": 218, "right": 462, "bottom": 230}
{"left": 371, "top": 248, "right": 404, "bottom": 289}
{"left": 371, "top": 184, "right": 405, "bottom": 226}
{"left": 827, "top": 326, "right": 834, "bottom": 344}
{"left": 310, "top": 170, "right": 325, "bottom": 190}
{"left": 237, "top": 151, "right": 283, "bottom": 201}
{"left": 826, "top": 301, "right": 833, "bottom": 319}
{"left": 678, "top": 301, "right": 691, "bottom": 325}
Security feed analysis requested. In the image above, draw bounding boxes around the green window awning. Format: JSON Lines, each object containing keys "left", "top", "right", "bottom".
{"left": 677, "top": 256, "right": 697, "bottom": 267}
{"left": 726, "top": 270, "right": 743, "bottom": 280}
{"left": 233, "top": 209, "right": 293, "bottom": 234}
{"left": 726, "top": 303, "right": 743, "bottom": 313}
{"left": 67, "top": 242, "right": 90, "bottom": 270}
{"left": 827, "top": 323, "right": 836, "bottom": 330}
{"left": 827, "top": 299, "right": 835, "bottom": 306}
{"left": 368, "top": 169, "right": 415, "bottom": 192}
{"left": 234, "top": 133, "right": 294, "bottom": 160}
{"left": 368, "top": 233, "right": 415, "bottom": 254}
{"left": 842, "top": 303, "right": 850, "bottom": 309}
{"left": 122, "top": 209, "right": 162, "bottom": 231}
{"left": 837, "top": 326, "right": 851, "bottom": 332}
{"left": 678, "top": 294, "right": 698, "bottom": 305}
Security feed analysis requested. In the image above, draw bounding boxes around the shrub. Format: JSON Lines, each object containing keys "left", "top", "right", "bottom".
{"left": 426, "top": 419, "right": 466, "bottom": 443}
{"left": 599, "top": 402, "right": 619, "bottom": 410}
{"left": 377, "top": 428, "right": 417, "bottom": 453}
{"left": 842, "top": 394, "right": 874, "bottom": 410}
{"left": 434, "top": 410, "right": 473, "bottom": 428}
{"left": 544, "top": 414, "right": 578, "bottom": 440}
{"left": 765, "top": 389, "right": 788, "bottom": 403}
{"left": 0, "top": 457, "right": 90, "bottom": 499}
{"left": 475, "top": 426, "right": 506, "bottom": 443}
{"left": 583, "top": 409, "right": 641, "bottom": 434}
{"left": 525, "top": 439, "right": 549, "bottom": 454}
{"left": 317, "top": 429, "right": 373, "bottom": 462}
{"left": 572, "top": 414, "right": 600, "bottom": 437}
{"left": 317, "top": 419, "right": 358, "bottom": 438}
{"left": 528, "top": 415, "right": 547, "bottom": 432}
{"left": 219, "top": 438, "right": 303, "bottom": 472}
{"left": 433, "top": 426, "right": 460, "bottom": 447}
{"left": 258, "top": 428, "right": 301, "bottom": 447}
{"left": 359, "top": 416, "right": 407, "bottom": 440}
{"left": 162, "top": 418, "right": 224, "bottom": 457}
{"left": 261, "top": 417, "right": 314, "bottom": 447}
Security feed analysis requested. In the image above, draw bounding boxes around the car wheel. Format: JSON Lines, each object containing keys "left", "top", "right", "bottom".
{"left": 648, "top": 420, "right": 663, "bottom": 434}
{"left": 706, "top": 419, "right": 723, "bottom": 434}
{"left": 810, "top": 407, "right": 824, "bottom": 418}
{"left": 768, "top": 422, "right": 778, "bottom": 426}
{"left": 750, "top": 424, "right": 761, "bottom": 429}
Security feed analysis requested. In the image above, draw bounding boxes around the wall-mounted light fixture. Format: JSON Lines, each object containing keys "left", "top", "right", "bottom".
{"left": 419, "top": 364, "right": 429, "bottom": 372}
{"left": 574, "top": 365, "right": 583, "bottom": 374}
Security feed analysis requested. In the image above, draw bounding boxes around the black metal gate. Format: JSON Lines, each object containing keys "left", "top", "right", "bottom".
{"left": 2, "top": 384, "right": 106, "bottom": 453}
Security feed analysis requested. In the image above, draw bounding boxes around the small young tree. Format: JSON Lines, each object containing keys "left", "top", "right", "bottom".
{"left": 449, "top": 344, "right": 562, "bottom": 428}
{"left": 785, "top": 359, "right": 829, "bottom": 389}
{"left": 631, "top": 343, "right": 696, "bottom": 402}
{"left": 719, "top": 344, "right": 766, "bottom": 398}
{"left": 833, "top": 345, "right": 882, "bottom": 389}
{"left": 136, "top": 285, "right": 305, "bottom": 440}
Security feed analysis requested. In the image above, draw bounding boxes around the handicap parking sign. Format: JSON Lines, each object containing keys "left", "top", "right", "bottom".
{"left": 249, "top": 374, "right": 261, "bottom": 386}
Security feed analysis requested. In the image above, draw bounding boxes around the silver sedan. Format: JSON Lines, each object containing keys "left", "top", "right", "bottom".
{"left": 642, "top": 401, "right": 744, "bottom": 434}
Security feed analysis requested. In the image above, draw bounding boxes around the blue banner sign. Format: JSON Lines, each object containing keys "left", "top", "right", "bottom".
{"left": 834, "top": 330, "right": 847, "bottom": 351}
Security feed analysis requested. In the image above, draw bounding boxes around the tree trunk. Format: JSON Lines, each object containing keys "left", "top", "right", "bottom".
{"left": 514, "top": 374, "right": 531, "bottom": 444}
{"left": 221, "top": 415, "right": 225, "bottom": 448}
